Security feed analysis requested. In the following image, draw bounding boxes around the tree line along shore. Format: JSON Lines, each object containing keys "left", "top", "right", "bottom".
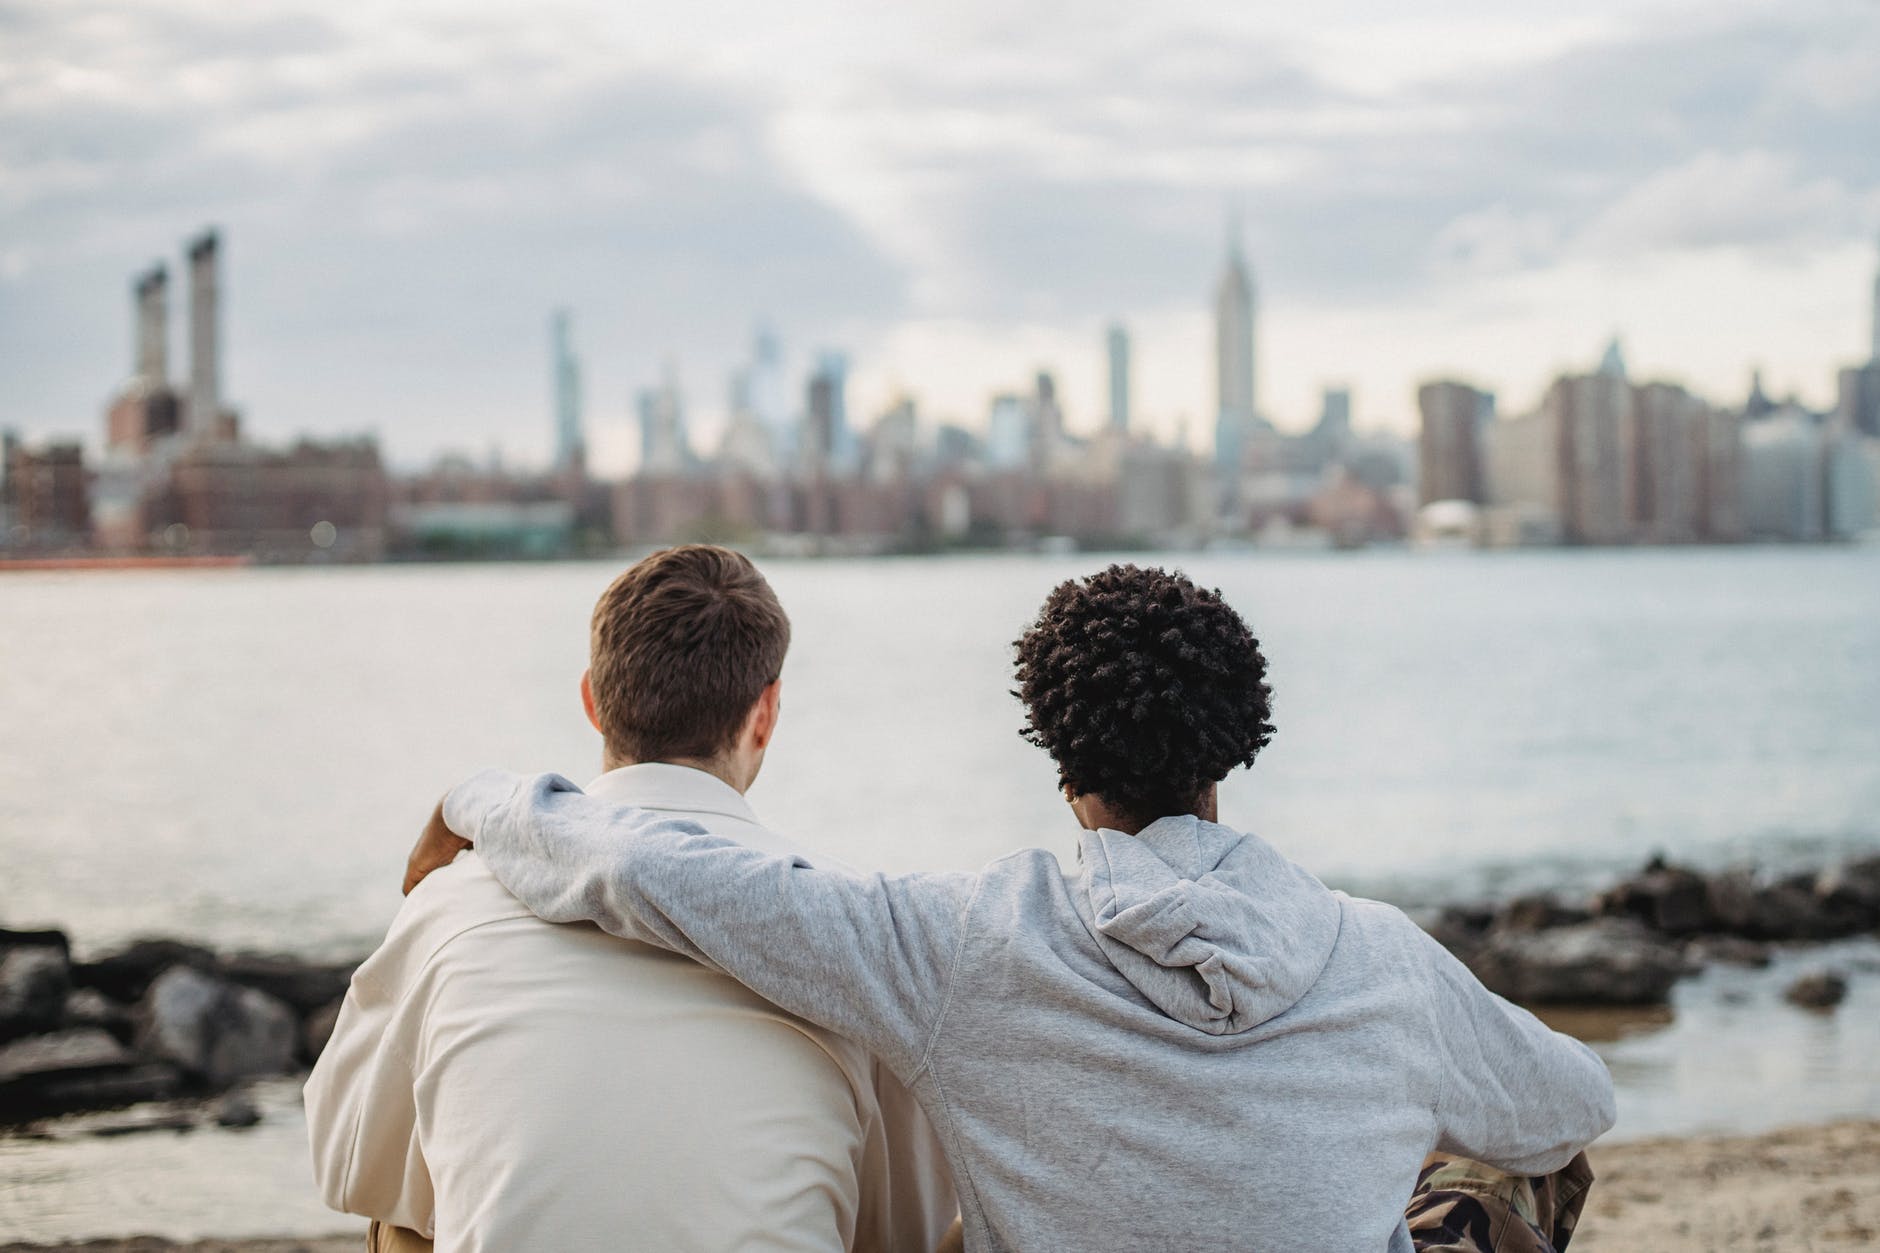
{"left": 3, "top": 852, "right": 1877, "bottom": 1133}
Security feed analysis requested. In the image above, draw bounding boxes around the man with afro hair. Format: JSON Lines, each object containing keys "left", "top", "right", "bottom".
{"left": 412, "top": 563, "right": 1613, "bottom": 1252}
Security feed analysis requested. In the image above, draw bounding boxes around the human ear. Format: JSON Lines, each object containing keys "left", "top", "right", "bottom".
{"left": 580, "top": 670, "right": 602, "bottom": 734}
{"left": 749, "top": 680, "right": 782, "bottom": 751}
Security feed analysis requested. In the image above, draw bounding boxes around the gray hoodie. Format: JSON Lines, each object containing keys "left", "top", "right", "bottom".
{"left": 447, "top": 771, "right": 1615, "bottom": 1253}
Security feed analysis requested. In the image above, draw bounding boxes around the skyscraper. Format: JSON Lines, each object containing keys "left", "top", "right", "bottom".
{"left": 749, "top": 322, "right": 790, "bottom": 440}
{"left": 805, "top": 351, "right": 851, "bottom": 467}
{"left": 551, "top": 309, "right": 584, "bottom": 475}
{"left": 1213, "top": 217, "right": 1257, "bottom": 487}
{"left": 637, "top": 360, "right": 688, "bottom": 475}
{"left": 1870, "top": 233, "right": 1879, "bottom": 364}
{"left": 1417, "top": 381, "right": 1490, "bottom": 505}
{"left": 186, "top": 229, "right": 221, "bottom": 437}
{"left": 1107, "top": 323, "right": 1130, "bottom": 435}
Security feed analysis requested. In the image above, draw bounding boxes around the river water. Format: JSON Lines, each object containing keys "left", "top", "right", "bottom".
{"left": 2, "top": 547, "right": 1878, "bottom": 1239}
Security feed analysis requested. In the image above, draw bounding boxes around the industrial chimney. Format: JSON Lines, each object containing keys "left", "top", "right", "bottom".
{"left": 186, "top": 229, "right": 220, "bottom": 436}
{"left": 134, "top": 264, "right": 168, "bottom": 386}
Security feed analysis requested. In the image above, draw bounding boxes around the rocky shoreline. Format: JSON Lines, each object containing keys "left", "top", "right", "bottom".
{"left": 1417, "top": 852, "right": 1880, "bottom": 1008}
{"left": 0, "top": 934, "right": 357, "bottom": 1129}
{"left": 3, "top": 851, "right": 1876, "bottom": 1132}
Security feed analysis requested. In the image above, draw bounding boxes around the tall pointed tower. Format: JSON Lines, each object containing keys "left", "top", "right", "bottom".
{"left": 1869, "top": 232, "right": 1879, "bottom": 364}
{"left": 1213, "top": 213, "right": 1257, "bottom": 489}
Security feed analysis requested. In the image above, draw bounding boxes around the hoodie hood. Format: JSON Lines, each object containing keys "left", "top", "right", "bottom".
{"left": 1079, "top": 815, "right": 1342, "bottom": 1035}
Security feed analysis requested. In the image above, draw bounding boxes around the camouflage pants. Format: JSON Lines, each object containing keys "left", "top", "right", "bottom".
{"left": 1405, "top": 1152, "right": 1595, "bottom": 1252}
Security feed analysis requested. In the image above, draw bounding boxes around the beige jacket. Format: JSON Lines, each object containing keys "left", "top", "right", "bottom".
{"left": 305, "top": 764, "right": 956, "bottom": 1252}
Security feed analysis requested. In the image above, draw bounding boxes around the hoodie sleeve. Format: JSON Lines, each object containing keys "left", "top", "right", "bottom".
{"left": 444, "top": 769, "right": 978, "bottom": 1081}
{"left": 1416, "top": 929, "right": 1617, "bottom": 1175}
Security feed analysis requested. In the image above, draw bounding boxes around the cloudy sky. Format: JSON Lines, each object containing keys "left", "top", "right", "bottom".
{"left": 2, "top": 0, "right": 1877, "bottom": 471}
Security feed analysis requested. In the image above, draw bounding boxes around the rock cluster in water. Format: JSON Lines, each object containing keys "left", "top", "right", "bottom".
{"left": 1422, "top": 854, "right": 1880, "bottom": 1006}
{"left": 0, "top": 932, "right": 356, "bottom": 1127}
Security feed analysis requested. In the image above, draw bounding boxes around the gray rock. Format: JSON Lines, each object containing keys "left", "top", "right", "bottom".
{"left": 0, "top": 926, "right": 70, "bottom": 956}
{"left": 1595, "top": 858, "right": 1713, "bottom": 935}
{"left": 135, "top": 966, "right": 298, "bottom": 1086}
{"left": 1491, "top": 894, "right": 1591, "bottom": 934}
{"left": 1420, "top": 906, "right": 1492, "bottom": 961}
{"left": 212, "top": 1088, "right": 262, "bottom": 1128}
{"left": 0, "top": 945, "right": 72, "bottom": 1041}
{"left": 218, "top": 953, "right": 357, "bottom": 1014}
{"left": 25, "top": 1063, "right": 181, "bottom": 1115}
{"left": 0, "top": 1028, "right": 175, "bottom": 1122}
{"left": 1705, "top": 869, "right": 1844, "bottom": 940}
{"left": 73, "top": 938, "right": 217, "bottom": 1004}
{"left": 1814, "top": 858, "right": 1880, "bottom": 933}
{"left": 1784, "top": 969, "right": 1849, "bottom": 1010}
{"left": 63, "top": 988, "right": 136, "bottom": 1043}
{"left": 0, "top": 1027, "right": 134, "bottom": 1083}
{"left": 303, "top": 998, "right": 344, "bottom": 1064}
{"left": 1466, "top": 918, "right": 1687, "bottom": 1005}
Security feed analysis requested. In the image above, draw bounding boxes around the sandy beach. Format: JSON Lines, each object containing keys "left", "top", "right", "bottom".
{"left": 4, "top": 1120, "right": 1874, "bottom": 1252}
{"left": 1574, "top": 1119, "right": 1880, "bottom": 1250}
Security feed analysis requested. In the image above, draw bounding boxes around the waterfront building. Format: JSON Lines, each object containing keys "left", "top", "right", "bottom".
{"left": 985, "top": 393, "right": 1031, "bottom": 470}
{"left": 1836, "top": 364, "right": 1880, "bottom": 439}
{"left": 1871, "top": 232, "right": 1880, "bottom": 365}
{"left": 1416, "top": 380, "right": 1490, "bottom": 505}
{"left": 804, "top": 351, "right": 853, "bottom": 471}
{"left": 107, "top": 265, "right": 184, "bottom": 456}
{"left": 551, "top": 310, "right": 584, "bottom": 476}
{"left": 748, "top": 323, "right": 792, "bottom": 443}
{"left": 1633, "top": 382, "right": 1707, "bottom": 543}
{"left": 1107, "top": 324, "right": 1130, "bottom": 435}
{"left": 1, "top": 435, "right": 90, "bottom": 550}
{"left": 1546, "top": 363, "right": 1636, "bottom": 545}
{"left": 1213, "top": 218, "right": 1258, "bottom": 493}
{"left": 1741, "top": 409, "right": 1826, "bottom": 541}
{"left": 1481, "top": 408, "right": 1564, "bottom": 546}
{"left": 636, "top": 362, "right": 690, "bottom": 475}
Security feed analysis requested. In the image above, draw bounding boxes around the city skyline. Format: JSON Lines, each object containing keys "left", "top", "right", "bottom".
{"left": 2, "top": 0, "right": 1879, "bottom": 472}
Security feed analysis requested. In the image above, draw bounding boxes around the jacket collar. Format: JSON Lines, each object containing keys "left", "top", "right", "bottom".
{"left": 585, "top": 762, "right": 761, "bottom": 826}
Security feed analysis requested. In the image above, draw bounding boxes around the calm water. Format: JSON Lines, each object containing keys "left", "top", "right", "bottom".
{"left": 2, "top": 547, "right": 1879, "bottom": 1239}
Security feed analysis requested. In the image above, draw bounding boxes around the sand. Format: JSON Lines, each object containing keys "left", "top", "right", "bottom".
{"left": 1574, "top": 1120, "right": 1880, "bottom": 1250}
{"left": 5, "top": 1120, "right": 1876, "bottom": 1252}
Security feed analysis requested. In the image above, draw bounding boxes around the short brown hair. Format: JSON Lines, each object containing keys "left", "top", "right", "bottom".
{"left": 588, "top": 545, "right": 791, "bottom": 762}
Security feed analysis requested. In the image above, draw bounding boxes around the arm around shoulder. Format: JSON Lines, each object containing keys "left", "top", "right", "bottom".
{"left": 455, "top": 770, "right": 982, "bottom": 1080}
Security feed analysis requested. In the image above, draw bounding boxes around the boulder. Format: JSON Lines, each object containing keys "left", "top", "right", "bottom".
{"left": 63, "top": 988, "right": 136, "bottom": 1044}
{"left": 303, "top": 998, "right": 344, "bottom": 1064}
{"left": 0, "top": 926, "right": 70, "bottom": 956}
{"left": 1813, "top": 857, "right": 1880, "bottom": 934}
{"left": 1784, "top": 969, "right": 1849, "bottom": 1010}
{"left": 1704, "top": 869, "right": 1849, "bottom": 941}
{"left": 1466, "top": 918, "right": 1687, "bottom": 1005}
{"left": 0, "top": 945, "right": 71, "bottom": 1041}
{"left": 1595, "top": 858, "right": 1713, "bottom": 936}
{"left": 218, "top": 954, "right": 357, "bottom": 1014}
{"left": 213, "top": 1088, "right": 262, "bottom": 1128}
{"left": 1491, "top": 894, "right": 1591, "bottom": 935}
{"left": 135, "top": 966, "right": 298, "bottom": 1087}
{"left": 0, "top": 1027, "right": 134, "bottom": 1083}
{"left": 22, "top": 1063, "right": 181, "bottom": 1116}
{"left": 73, "top": 938, "right": 217, "bottom": 1004}
{"left": 0, "top": 1027, "right": 177, "bottom": 1121}
{"left": 1420, "top": 905, "right": 1493, "bottom": 962}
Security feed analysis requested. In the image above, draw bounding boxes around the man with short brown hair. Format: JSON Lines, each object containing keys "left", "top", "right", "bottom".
{"left": 307, "top": 544, "right": 956, "bottom": 1252}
